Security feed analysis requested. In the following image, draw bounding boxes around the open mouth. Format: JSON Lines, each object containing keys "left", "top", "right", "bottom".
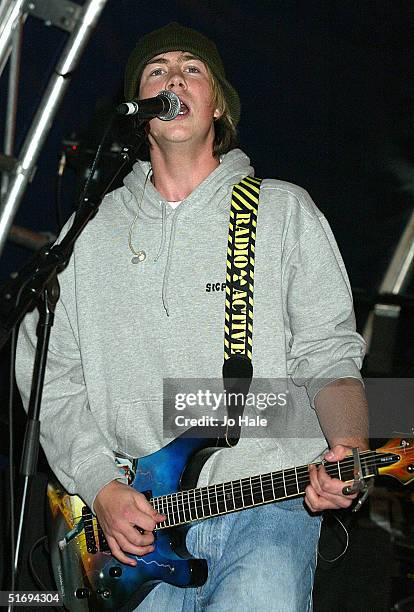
{"left": 178, "top": 102, "right": 190, "bottom": 116}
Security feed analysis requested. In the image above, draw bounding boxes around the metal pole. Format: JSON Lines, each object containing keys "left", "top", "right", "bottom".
{"left": 1, "top": 14, "right": 23, "bottom": 199}
{"left": 363, "top": 210, "right": 414, "bottom": 349}
{"left": 0, "top": 0, "right": 26, "bottom": 76}
{"left": 4, "top": 16, "right": 22, "bottom": 154}
{"left": 0, "top": 0, "right": 108, "bottom": 259}
{"left": 377, "top": 210, "right": 414, "bottom": 295}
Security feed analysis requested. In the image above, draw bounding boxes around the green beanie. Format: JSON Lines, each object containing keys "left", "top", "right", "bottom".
{"left": 124, "top": 22, "right": 241, "bottom": 126}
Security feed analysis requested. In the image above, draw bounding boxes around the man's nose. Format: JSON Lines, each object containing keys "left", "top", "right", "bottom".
{"left": 166, "top": 70, "right": 186, "bottom": 89}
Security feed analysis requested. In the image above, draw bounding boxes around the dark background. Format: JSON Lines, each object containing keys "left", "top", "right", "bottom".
{"left": 1, "top": 0, "right": 414, "bottom": 290}
{"left": 1, "top": 1, "right": 414, "bottom": 608}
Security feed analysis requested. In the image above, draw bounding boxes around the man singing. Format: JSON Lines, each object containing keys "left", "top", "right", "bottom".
{"left": 17, "top": 22, "right": 368, "bottom": 611}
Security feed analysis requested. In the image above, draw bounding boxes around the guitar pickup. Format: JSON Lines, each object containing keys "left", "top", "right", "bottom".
{"left": 97, "top": 524, "right": 110, "bottom": 552}
{"left": 82, "top": 506, "right": 98, "bottom": 554}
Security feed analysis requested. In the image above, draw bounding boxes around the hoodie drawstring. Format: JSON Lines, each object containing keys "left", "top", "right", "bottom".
{"left": 160, "top": 210, "right": 180, "bottom": 317}
{"left": 154, "top": 201, "right": 167, "bottom": 263}
{"left": 134, "top": 196, "right": 177, "bottom": 317}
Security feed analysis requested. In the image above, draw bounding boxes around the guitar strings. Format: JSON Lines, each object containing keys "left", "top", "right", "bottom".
{"left": 61, "top": 445, "right": 409, "bottom": 549}
{"left": 151, "top": 450, "right": 393, "bottom": 507}
{"left": 154, "top": 472, "right": 367, "bottom": 529}
{"left": 68, "top": 446, "right": 407, "bottom": 534}
{"left": 151, "top": 449, "right": 406, "bottom": 526}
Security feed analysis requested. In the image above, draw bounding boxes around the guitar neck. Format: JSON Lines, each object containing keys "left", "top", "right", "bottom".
{"left": 152, "top": 449, "right": 394, "bottom": 530}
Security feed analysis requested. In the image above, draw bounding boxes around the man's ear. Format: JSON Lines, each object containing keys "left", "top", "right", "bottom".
{"left": 213, "top": 108, "right": 223, "bottom": 121}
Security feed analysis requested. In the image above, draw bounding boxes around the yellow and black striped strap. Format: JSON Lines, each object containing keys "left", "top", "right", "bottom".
{"left": 224, "top": 176, "right": 262, "bottom": 364}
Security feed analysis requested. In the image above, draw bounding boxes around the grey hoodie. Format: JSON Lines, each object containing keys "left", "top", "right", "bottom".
{"left": 16, "top": 149, "right": 365, "bottom": 510}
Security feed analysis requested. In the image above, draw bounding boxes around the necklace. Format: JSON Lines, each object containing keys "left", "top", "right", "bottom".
{"left": 128, "top": 167, "right": 152, "bottom": 264}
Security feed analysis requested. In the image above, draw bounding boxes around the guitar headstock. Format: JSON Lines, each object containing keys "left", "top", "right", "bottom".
{"left": 375, "top": 437, "right": 414, "bottom": 485}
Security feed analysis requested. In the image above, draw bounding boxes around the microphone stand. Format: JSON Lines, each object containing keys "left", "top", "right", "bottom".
{"left": 1, "top": 123, "right": 144, "bottom": 604}
{"left": 11, "top": 278, "right": 59, "bottom": 603}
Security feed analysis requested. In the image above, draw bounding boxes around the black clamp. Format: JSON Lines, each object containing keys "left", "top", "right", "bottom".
{"left": 342, "top": 447, "right": 370, "bottom": 512}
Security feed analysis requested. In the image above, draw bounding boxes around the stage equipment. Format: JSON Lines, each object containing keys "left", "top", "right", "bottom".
{"left": 60, "top": 134, "right": 127, "bottom": 204}
{"left": 363, "top": 196, "right": 414, "bottom": 373}
{"left": 0, "top": 0, "right": 108, "bottom": 259}
{"left": 8, "top": 225, "right": 55, "bottom": 251}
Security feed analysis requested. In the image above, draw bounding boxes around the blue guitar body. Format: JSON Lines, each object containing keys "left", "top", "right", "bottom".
{"left": 48, "top": 431, "right": 223, "bottom": 611}
{"left": 48, "top": 432, "right": 411, "bottom": 611}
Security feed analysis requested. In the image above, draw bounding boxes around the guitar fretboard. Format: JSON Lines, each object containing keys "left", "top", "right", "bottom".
{"left": 151, "top": 449, "right": 392, "bottom": 529}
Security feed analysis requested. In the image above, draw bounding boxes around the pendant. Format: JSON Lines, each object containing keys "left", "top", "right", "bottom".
{"left": 131, "top": 256, "right": 141, "bottom": 264}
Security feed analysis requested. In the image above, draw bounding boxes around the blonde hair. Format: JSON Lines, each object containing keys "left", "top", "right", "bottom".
{"left": 205, "top": 63, "right": 238, "bottom": 157}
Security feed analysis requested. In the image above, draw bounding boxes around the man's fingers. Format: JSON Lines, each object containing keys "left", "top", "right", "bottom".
{"left": 106, "top": 524, "right": 154, "bottom": 549}
{"left": 94, "top": 483, "right": 166, "bottom": 563}
{"left": 119, "top": 505, "right": 158, "bottom": 532}
{"left": 132, "top": 512, "right": 158, "bottom": 533}
{"left": 308, "top": 464, "right": 322, "bottom": 495}
{"left": 132, "top": 498, "right": 166, "bottom": 530}
{"left": 307, "top": 463, "right": 357, "bottom": 511}
{"left": 307, "top": 486, "right": 353, "bottom": 509}
{"left": 115, "top": 532, "right": 155, "bottom": 557}
{"left": 104, "top": 515, "right": 155, "bottom": 539}
{"left": 305, "top": 485, "right": 353, "bottom": 511}
{"left": 308, "top": 464, "right": 336, "bottom": 496}
{"left": 324, "top": 445, "right": 351, "bottom": 462}
{"left": 107, "top": 535, "right": 137, "bottom": 566}
{"left": 309, "top": 463, "right": 351, "bottom": 496}
{"left": 128, "top": 526, "right": 155, "bottom": 547}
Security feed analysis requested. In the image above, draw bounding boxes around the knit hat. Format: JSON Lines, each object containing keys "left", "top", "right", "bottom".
{"left": 124, "top": 22, "right": 241, "bottom": 125}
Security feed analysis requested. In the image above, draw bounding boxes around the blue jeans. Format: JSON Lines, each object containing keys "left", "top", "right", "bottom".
{"left": 136, "top": 499, "right": 321, "bottom": 611}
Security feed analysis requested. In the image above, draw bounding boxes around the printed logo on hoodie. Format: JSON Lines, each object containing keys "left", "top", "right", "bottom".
{"left": 205, "top": 282, "right": 226, "bottom": 292}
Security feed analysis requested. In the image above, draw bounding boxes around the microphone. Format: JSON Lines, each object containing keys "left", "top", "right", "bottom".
{"left": 116, "top": 90, "right": 180, "bottom": 121}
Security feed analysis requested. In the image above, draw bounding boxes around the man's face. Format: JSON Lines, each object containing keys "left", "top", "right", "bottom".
{"left": 138, "top": 51, "right": 222, "bottom": 150}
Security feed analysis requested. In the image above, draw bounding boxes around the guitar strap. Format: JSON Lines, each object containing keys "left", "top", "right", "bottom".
{"left": 222, "top": 175, "right": 262, "bottom": 445}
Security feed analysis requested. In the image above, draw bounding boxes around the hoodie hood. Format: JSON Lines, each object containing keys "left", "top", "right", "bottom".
{"left": 122, "top": 148, "right": 254, "bottom": 220}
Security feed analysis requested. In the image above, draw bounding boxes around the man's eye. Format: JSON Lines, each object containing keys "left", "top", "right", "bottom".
{"left": 150, "top": 68, "right": 164, "bottom": 76}
{"left": 186, "top": 66, "right": 200, "bottom": 73}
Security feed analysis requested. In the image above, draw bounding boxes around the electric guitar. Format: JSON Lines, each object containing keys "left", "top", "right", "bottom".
{"left": 47, "top": 435, "right": 414, "bottom": 611}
